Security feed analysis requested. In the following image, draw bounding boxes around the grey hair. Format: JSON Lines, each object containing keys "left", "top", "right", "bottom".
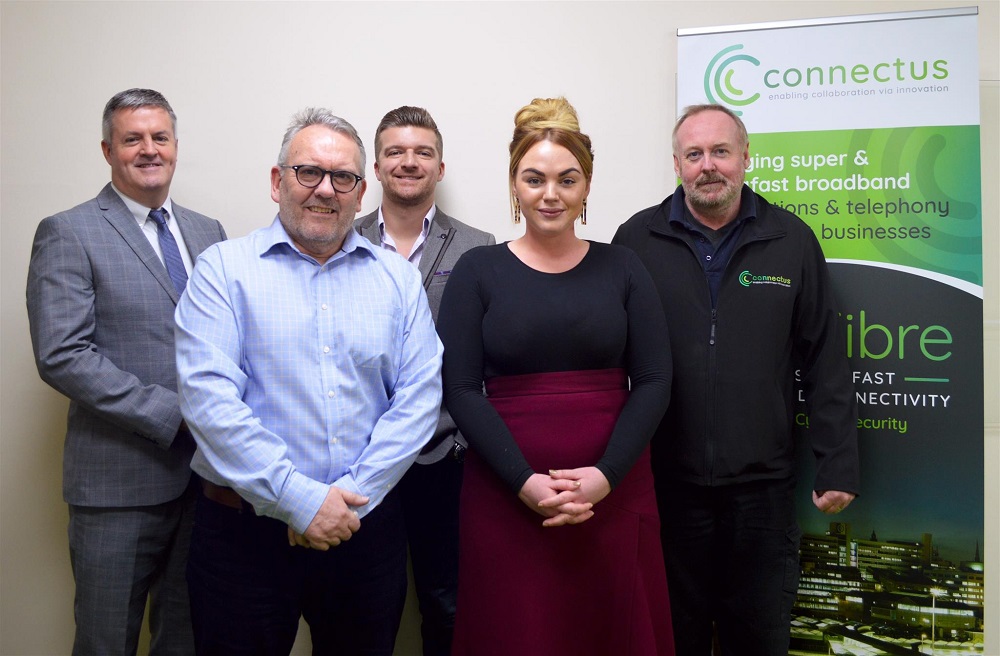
{"left": 672, "top": 104, "right": 749, "bottom": 154}
{"left": 102, "top": 89, "right": 176, "bottom": 143}
{"left": 277, "top": 108, "right": 366, "bottom": 173}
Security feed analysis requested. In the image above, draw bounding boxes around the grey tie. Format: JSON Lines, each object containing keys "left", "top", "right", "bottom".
{"left": 149, "top": 208, "right": 188, "bottom": 294}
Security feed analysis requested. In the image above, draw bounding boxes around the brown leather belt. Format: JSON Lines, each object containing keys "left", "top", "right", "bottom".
{"left": 201, "top": 479, "right": 245, "bottom": 510}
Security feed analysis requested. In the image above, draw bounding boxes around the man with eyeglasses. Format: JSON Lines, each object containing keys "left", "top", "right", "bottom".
{"left": 354, "top": 106, "right": 494, "bottom": 656}
{"left": 26, "top": 88, "right": 227, "bottom": 655}
{"left": 175, "top": 107, "right": 443, "bottom": 655}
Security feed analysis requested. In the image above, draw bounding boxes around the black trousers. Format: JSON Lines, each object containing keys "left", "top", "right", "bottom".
{"left": 658, "top": 478, "right": 801, "bottom": 656}
{"left": 399, "top": 454, "right": 463, "bottom": 656}
{"left": 187, "top": 488, "right": 407, "bottom": 656}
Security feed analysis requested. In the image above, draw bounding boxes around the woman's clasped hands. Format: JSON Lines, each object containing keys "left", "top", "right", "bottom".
{"left": 517, "top": 467, "right": 611, "bottom": 527}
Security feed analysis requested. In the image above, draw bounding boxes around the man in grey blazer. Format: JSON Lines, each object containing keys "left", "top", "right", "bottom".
{"left": 354, "top": 106, "right": 494, "bottom": 656}
{"left": 26, "top": 88, "right": 226, "bottom": 655}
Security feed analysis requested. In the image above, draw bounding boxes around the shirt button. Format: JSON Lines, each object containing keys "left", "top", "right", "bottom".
{"left": 321, "top": 304, "right": 329, "bottom": 310}
{"left": 327, "top": 390, "right": 335, "bottom": 398}
{"left": 706, "top": 255, "right": 713, "bottom": 261}
{"left": 331, "top": 437, "right": 339, "bottom": 444}
{"left": 323, "top": 346, "right": 331, "bottom": 354}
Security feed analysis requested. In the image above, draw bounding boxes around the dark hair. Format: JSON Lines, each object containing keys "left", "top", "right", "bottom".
{"left": 374, "top": 106, "right": 443, "bottom": 158}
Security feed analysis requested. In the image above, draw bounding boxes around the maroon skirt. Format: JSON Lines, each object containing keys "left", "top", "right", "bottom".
{"left": 452, "top": 369, "right": 674, "bottom": 655}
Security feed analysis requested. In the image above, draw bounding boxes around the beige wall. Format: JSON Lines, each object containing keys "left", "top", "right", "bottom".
{"left": 2, "top": 1, "right": 996, "bottom": 654}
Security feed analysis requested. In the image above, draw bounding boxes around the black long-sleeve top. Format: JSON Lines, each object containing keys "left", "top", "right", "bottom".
{"left": 437, "top": 241, "right": 672, "bottom": 494}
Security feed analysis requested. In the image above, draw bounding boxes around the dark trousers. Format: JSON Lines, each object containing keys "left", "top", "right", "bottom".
{"left": 399, "top": 454, "right": 462, "bottom": 656}
{"left": 68, "top": 480, "right": 196, "bottom": 656}
{"left": 658, "top": 478, "right": 801, "bottom": 656}
{"left": 187, "top": 488, "right": 407, "bottom": 656}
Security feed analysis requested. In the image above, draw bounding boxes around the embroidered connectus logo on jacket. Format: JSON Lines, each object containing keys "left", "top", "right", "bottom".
{"left": 739, "top": 269, "right": 792, "bottom": 288}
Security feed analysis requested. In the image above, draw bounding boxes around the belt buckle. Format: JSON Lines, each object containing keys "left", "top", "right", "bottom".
{"left": 450, "top": 442, "right": 466, "bottom": 463}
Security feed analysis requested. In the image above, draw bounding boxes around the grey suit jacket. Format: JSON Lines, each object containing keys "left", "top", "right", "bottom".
{"left": 27, "top": 183, "right": 227, "bottom": 507}
{"left": 355, "top": 207, "right": 494, "bottom": 463}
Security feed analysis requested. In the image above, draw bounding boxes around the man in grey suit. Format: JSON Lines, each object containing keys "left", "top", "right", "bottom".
{"left": 354, "top": 106, "right": 494, "bottom": 656}
{"left": 26, "top": 88, "right": 227, "bottom": 655}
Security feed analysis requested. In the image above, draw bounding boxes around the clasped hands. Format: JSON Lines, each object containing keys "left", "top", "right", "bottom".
{"left": 518, "top": 466, "right": 611, "bottom": 527}
{"left": 287, "top": 485, "right": 369, "bottom": 550}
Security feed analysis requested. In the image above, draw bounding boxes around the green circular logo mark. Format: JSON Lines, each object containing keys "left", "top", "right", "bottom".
{"left": 704, "top": 45, "right": 761, "bottom": 115}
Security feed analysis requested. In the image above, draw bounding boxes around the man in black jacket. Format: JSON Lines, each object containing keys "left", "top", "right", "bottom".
{"left": 613, "top": 104, "right": 859, "bottom": 656}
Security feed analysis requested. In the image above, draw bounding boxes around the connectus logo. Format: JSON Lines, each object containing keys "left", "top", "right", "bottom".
{"left": 704, "top": 44, "right": 761, "bottom": 115}
{"left": 702, "top": 46, "right": 950, "bottom": 104}
{"left": 739, "top": 270, "right": 791, "bottom": 288}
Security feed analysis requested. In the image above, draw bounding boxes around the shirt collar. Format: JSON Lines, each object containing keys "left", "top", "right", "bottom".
{"left": 260, "top": 215, "right": 376, "bottom": 261}
{"left": 111, "top": 182, "right": 175, "bottom": 227}
{"left": 376, "top": 204, "right": 435, "bottom": 242}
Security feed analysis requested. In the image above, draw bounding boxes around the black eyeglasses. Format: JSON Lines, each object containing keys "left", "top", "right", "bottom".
{"left": 279, "top": 165, "right": 363, "bottom": 193}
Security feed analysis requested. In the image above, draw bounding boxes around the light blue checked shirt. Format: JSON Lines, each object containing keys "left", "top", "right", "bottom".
{"left": 176, "top": 217, "right": 443, "bottom": 533}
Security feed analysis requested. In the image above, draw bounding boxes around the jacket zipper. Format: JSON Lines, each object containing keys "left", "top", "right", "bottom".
{"left": 706, "top": 308, "right": 718, "bottom": 484}
{"left": 650, "top": 212, "right": 782, "bottom": 485}
{"left": 703, "top": 231, "right": 781, "bottom": 485}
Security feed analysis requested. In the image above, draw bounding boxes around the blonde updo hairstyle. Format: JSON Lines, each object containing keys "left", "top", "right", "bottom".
{"left": 509, "top": 97, "right": 594, "bottom": 222}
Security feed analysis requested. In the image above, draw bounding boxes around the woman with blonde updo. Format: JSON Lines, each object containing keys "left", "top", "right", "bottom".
{"left": 438, "top": 98, "right": 676, "bottom": 654}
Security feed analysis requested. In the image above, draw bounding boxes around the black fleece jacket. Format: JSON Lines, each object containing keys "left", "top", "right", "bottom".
{"left": 613, "top": 186, "right": 860, "bottom": 495}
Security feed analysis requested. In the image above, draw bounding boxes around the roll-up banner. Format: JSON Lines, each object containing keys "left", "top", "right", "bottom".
{"left": 677, "top": 7, "right": 984, "bottom": 653}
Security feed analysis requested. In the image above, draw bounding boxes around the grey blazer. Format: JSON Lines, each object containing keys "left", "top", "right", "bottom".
{"left": 355, "top": 208, "right": 494, "bottom": 463}
{"left": 27, "top": 183, "right": 227, "bottom": 507}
